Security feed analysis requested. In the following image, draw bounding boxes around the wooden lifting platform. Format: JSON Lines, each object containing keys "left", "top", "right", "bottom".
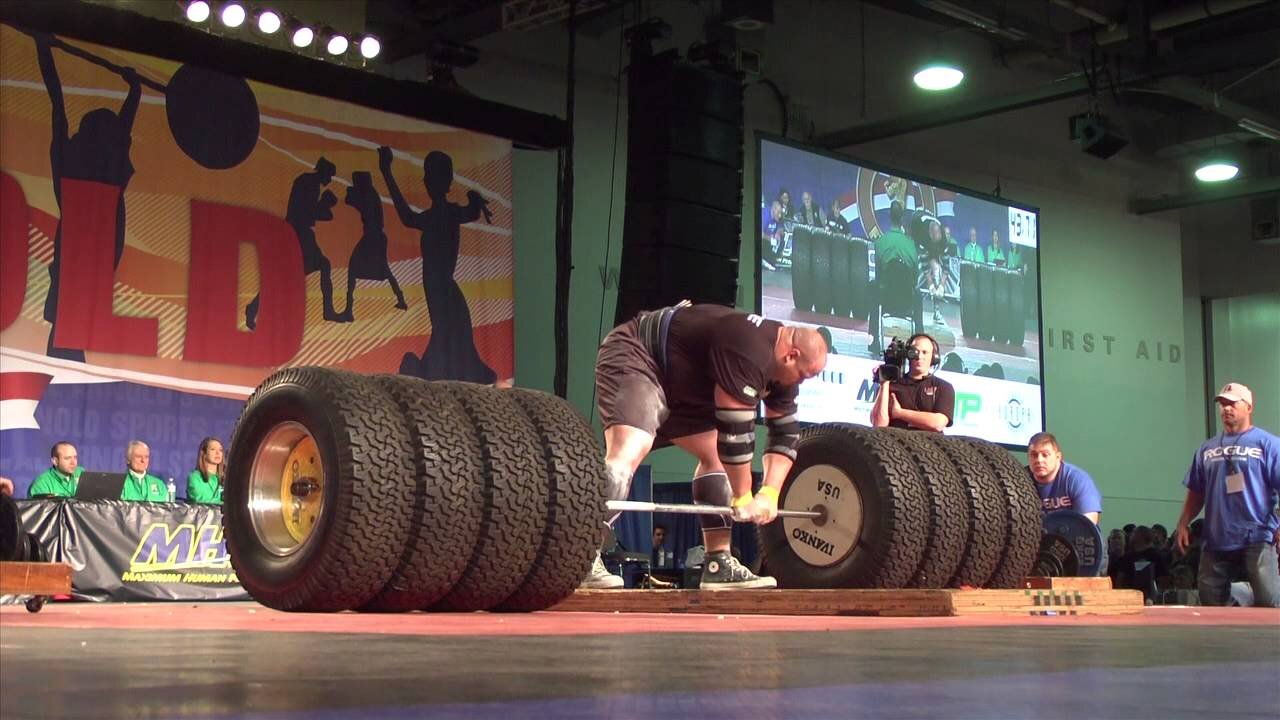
{"left": 551, "top": 578, "right": 1143, "bottom": 617}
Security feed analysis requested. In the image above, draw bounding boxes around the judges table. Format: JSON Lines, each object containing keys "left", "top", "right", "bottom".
{"left": 17, "top": 499, "right": 249, "bottom": 602}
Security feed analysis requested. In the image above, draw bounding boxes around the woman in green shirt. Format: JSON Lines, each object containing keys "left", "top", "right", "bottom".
{"left": 187, "top": 437, "right": 224, "bottom": 504}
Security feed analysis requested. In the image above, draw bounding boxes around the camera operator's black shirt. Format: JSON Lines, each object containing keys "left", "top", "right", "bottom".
{"left": 886, "top": 373, "right": 955, "bottom": 429}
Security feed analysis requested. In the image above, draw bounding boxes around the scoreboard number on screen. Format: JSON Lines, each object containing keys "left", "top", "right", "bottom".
{"left": 1008, "top": 207, "right": 1038, "bottom": 247}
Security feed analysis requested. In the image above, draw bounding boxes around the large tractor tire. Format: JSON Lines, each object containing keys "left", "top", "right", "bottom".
{"left": 494, "top": 388, "right": 609, "bottom": 612}
{"left": 429, "top": 382, "right": 549, "bottom": 612}
{"left": 829, "top": 236, "right": 852, "bottom": 317}
{"left": 967, "top": 439, "right": 1042, "bottom": 588}
{"left": 757, "top": 424, "right": 930, "bottom": 589}
{"left": 791, "top": 225, "right": 814, "bottom": 312}
{"left": 886, "top": 429, "right": 970, "bottom": 588}
{"left": 810, "top": 230, "right": 834, "bottom": 315}
{"left": 359, "top": 376, "right": 486, "bottom": 612}
{"left": 918, "top": 434, "right": 1007, "bottom": 588}
{"left": 223, "top": 367, "right": 416, "bottom": 612}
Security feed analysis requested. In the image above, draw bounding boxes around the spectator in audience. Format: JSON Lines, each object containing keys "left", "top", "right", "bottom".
{"left": 1174, "top": 382, "right": 1279, "bottom": 607}
{"left": 776, "top": 188, "right": 794, "bottom": 221}
{"left": 651, "top": 523, "right": 673, "bottom": 569}
{"left": 1027, "top": 432, "right": 1102, "bottom": 524}
{"left": 795, "top": 190, "right": 821, "bottom": 225}
{"left": 28, "top": 441, "right": 82, "bottom": 498}
{"left": 1114, "top": 526, "right": 1169, "bottom": 603}
{"left": 121, "top": 440, "right": 167, "bottom": 502}
{"left": 187, "top": 437, "right": 225, "bottom": 505}
{"left": 824, "top": 198, "right": 849, "bottom": 235}
{"left": 1106, "top": 528, "right": 1127, "bottom": 565}
{"left": 762, "top": 200, "right": 785, "bottom": 270}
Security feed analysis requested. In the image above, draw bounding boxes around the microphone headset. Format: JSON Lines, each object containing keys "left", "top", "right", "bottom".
{"left": 906, "top": 332, "right": 942, "bottom": 374}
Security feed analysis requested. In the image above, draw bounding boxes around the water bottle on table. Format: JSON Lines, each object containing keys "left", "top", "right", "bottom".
{"left": 166, "top": 477, "right": 177, "bottom": 503}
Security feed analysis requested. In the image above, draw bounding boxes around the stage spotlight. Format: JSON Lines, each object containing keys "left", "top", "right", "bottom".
{"left": 325, "top": 31, "right": 350, "bottom": 56}
{"left": 185, "top": 1, "right": 211, "bottom": 23}
{"left": 290, "top": 23, "right": 315, "bottom": 48}
{"left": 359, "top": 35, "right": 381, "bottom": 60}
{"left": 220, "top": 2, "right": 246, "bottom": 28}
{"left": 254, "top": 9, "right": 282, "bottom": 35}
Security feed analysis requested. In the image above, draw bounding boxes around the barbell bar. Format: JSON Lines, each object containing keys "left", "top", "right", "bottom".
{"left": 606, "top": 500, "right": 823, "bottom": 520}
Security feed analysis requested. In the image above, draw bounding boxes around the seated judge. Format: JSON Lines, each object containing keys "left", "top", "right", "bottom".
{"left": 187, "top": 437, "right": 224, "bottom": 505}
{"left": 29, "top": 441, "right": 82, "bottom": 498}
{"left": 121, "top": 440, "right": 167, "bottom": 502}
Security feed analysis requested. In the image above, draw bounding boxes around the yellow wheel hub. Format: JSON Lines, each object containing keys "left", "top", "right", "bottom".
{"left": 281, "top": 435, "right": 322, "bottom": 544}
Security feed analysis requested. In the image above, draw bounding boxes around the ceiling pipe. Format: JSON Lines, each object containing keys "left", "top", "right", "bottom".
{"left": 1148, "top": 76, "right": 1280, "bottom": 143}
{"left": 1092, "top": 0, "right": 1268, "bottom": 46}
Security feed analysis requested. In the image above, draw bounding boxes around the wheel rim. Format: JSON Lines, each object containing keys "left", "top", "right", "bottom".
{"left": 782, "top": 463, "right": 862, "bottom": 568}
{"left": 248, "top": 422, "right": 324, "bottom": 557}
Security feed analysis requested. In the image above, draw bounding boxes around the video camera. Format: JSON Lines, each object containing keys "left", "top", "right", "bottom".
{"left": 872, "top": 338, "right": 917, "bottom": 383}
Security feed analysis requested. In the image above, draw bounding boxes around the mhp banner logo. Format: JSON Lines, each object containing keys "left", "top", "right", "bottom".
{"left": 123, "top": 522, "right": 238, "bottom": 585}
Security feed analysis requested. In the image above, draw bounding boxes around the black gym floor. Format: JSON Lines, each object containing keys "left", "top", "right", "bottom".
{"left": 1, "top": 603, "right": 1277, "bottom": 719}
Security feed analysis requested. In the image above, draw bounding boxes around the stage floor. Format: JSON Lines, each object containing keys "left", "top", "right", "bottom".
{"left": 2, "top": 602, "right": 1278, "bottom": 719}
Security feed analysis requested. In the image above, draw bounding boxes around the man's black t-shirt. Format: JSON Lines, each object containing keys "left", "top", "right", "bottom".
{"left": 663, "top": 305, "right": 799, "bottom": 419}
{"left": 886, "top": 373, "right": 955, "bottom": 430}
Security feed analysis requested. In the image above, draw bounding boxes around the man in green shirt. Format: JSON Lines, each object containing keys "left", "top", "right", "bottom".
{"left": 1007, "top": 242, "right": 1024, "bottom": 273}
{"left": 962, "top": 227, "right": 985, "bottom": 262}
{"left": 29, "top": 441, "right": 82, "bottom": 497}
{"left": 121, "top": 440, "right": 167, "bottom": 502}
{"left": 868, "top": 201, "right": 921, "bottom": 354}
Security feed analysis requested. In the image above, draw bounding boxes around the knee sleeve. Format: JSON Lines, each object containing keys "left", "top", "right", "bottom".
{"left": 603, "top": 461, "right": 634, "bottom": 526}
{"left": 692, "top": 471, "right": 733, "bottom": 532}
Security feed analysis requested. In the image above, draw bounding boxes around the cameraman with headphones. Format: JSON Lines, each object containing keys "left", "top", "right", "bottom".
{"left": 870, "top": 333, "right": 954, "bottom": 432}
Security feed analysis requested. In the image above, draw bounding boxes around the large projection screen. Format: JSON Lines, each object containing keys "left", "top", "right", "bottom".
{"left": 756, "top": 134, "right": 1044, "bottom": 447}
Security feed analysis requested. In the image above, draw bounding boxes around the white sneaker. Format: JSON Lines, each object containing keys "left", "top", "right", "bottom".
{"left": 580, "top": 552, "right": 624, "bottom": 589}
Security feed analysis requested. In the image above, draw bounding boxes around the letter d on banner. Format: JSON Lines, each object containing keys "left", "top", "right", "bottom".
{"left": 184, "top": 200, "right": 304, "bottom": 366}
{"left": 0, "top": 172, "right": 28, "bottom": 332}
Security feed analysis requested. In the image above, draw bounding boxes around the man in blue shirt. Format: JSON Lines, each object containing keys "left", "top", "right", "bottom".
{"left": 1175, "top": 382, "right": 1280, "bottom": 607}
{"left": 1028, "top": 432, "right": 1102, "bottom": 524}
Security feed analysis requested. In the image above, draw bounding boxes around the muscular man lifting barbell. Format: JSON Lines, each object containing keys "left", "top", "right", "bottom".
{"left": 585, "top": 302, "right": 828, "bottom": 590}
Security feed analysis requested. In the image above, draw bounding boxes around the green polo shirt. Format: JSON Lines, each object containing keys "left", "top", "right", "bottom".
{"left": 963, "top": 242, "right": 984, "bottom": 262}
{"left": 987, "top": 244, "right": 1007, "bottom": 267}
{"left": 1007, "top": 244, "right": 1023, "bottom": 271}
{"left": 29, "top": 466, "right": 82, "bottom": 497}
{"left": 186, "top": 470, "right": 223, "bottom": 505}
{"left": 121, "top": 470, "right": 168, "bottom": 502}
{"left": 875, "top": 228, "right": 918, "bottom": 269}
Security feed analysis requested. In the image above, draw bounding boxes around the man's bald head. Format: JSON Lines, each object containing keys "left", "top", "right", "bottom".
{"left": 792, "top": 327, "right": 828, "bottom": 374}
{"left": 774, "top": 326, "right": 829, "bottom": 385}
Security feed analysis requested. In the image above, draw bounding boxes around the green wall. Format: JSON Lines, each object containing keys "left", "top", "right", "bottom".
{"left": 1209, "top": 292, "right": 1280, "bottom": 435}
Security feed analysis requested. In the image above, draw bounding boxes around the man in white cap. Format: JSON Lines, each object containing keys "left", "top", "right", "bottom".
{"left": 1174, "top": 382, "right": 1280, "bottom": 607}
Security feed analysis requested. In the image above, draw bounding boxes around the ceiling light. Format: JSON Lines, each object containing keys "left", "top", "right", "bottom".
{"left": 359, "top": 36, "right": 381, "bottom": 60}
{"left": 1194, "top": 161, "right": 1239, "bottom": 183}
{"left": 255, "top": 9, "right": 282, "bottom": 35}
{"left": 326, "top": 32, "right": 349, "bottom": 56}
{"left": 913, "top": 62, "right": 964, "bottom": 91}
{"left": 291, "top": 24, "right": 315, "bottom": 48}
{"left": 219, "top": 2, "right": 246, "bottom": 28}
{"left": 185, "top": 1, "right": 211, "bottom": 23}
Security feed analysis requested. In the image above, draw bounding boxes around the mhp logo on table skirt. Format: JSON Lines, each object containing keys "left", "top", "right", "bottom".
{"left": 123, "top": 521, "right": 238, "bottom": 584}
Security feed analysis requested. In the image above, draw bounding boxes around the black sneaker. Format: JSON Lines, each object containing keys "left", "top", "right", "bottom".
{"left": 700, "top": 551, "right": 777, "bottom": 590}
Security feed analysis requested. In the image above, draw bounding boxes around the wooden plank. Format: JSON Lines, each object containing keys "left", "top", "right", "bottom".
{"left": 1022, "top": 576, "right": 1114, "bottom": 591}
{"left": 549, "top": 588, "right": 1145, "bottom": 617}
{"left": 0, "top": 561, "right": 72, "bottom": 595}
